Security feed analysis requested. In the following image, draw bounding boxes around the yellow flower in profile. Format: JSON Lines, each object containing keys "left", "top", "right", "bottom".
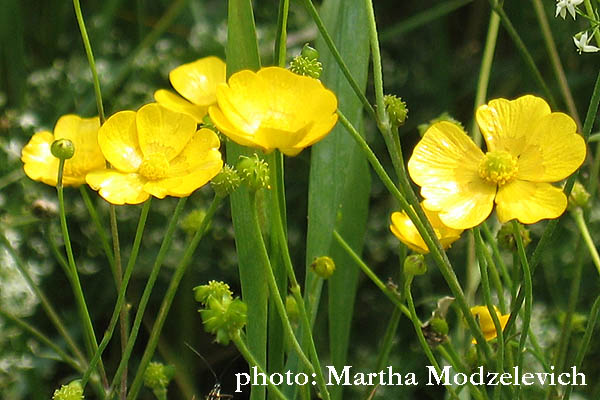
{"left": 86, "top": 103, "right": 223, "bottom": 205}
{"left": 390, "top": 204, "right": 463, "bottom": 253}
{"left": 208, "top": 66, "right": 338, "bottom": 156}
{"left": 470, "top": 305, "right": 509, "bottom": 343}
{"left": 21, "top": 115, "right": 105, "bottom": 186}
{"left": 408, "top": 95, "right": 586, "bottom": 229}
{"left": 154, "top": 56, "right": 226, "bottom": 123}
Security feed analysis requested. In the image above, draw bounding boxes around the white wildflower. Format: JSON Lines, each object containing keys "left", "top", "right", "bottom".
{"left": 573, "top": 31, "right": 600, "bottom": 54}
{"left": 556, "top": 0, "right": 584, "bottom": 20}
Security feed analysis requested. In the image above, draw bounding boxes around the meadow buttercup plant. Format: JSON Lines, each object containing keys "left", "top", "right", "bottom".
{"left": 4, "top": 1, "right": 600, "bottom": 399}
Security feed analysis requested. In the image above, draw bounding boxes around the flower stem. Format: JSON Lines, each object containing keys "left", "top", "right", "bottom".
{"left": 274, "top": 0, "right": 289, "bottom": 67}
{"left": 56, "top": 159, "right": 108, "bottom": 386}
{"left": 72, "top": 0, "right": 105, "bottom": 123}
{"left": 81, "top": 199, "right": 152, "bottom": 389}
{"left": 232, "top": 333, "right": 289, "bottom": 400}
{"left": 103, "top": 197, "right": 186, "bottom": 395}
{"left": 572, "top": 207, "right": 600, "bottom": 275}
{"left": 125, "top": 196, "right": 222, "bottom": 400}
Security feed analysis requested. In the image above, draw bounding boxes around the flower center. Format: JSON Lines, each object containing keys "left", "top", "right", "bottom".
{"left": 138, "top": 153, "right": 169, "bottom": 181}
{"left": 478, "top": 150, "right": 518, "bottom": 186}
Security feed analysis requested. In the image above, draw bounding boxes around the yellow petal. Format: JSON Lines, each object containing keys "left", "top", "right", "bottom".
{"left": 54, "top": 115, "right": 105, "bottom": 179}
{"left": 495, "top": 180, "right": 567, "bottom": 224}
{"left": 169, "top": 56, "right": 226, "bottom": 106}
{"left": 145, "top": 128, "right": 223, "bottom": 197}
{"left": 21, "top": 131, "right": 61, "bottom": 186}
{"left": 476, "top": 95, "right": 550, "bottom": 156}
{"left": 516, "top": 112, "right": 586, "bottom": 182}
{"left": 154, "top": 89, "right": 207, "bottom": 123}
{"left": 211, "top": 67, "right": 338, "bottom": 154}
{"left": 408, "top": 122, "right": 495, "bottom": 229}
{"left": 98, "top": 110, "right": 143, "bottom": 172}
{"left": 86, "top": 170, "right": 149, "bottom": 205}
{"left": 470, "top": 305, "right": 509, "bottom": 343}
{"left": 136, "top": 103, "right": 197, "bottom": 161}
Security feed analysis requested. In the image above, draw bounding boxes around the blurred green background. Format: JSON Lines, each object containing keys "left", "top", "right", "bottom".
{"left": 0, "top": 0, "right": 599, "bottom": 398}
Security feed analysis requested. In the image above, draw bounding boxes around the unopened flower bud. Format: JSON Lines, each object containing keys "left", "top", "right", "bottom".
{"left": 52, "top": 380, "right": 84, "bottom": 400}
{"left": 286, "top": 295, "right": 299, "bottom": 324}
{"left": 237, "top": 154, "right": 270, "bottom": 192}
{"left": 430, "top": 317, "right": 449, "bottom": 336}
{"left": 290, "top": 44, "right": 323, "bottom": 79}
{"left": 200, "top": 296, "right": 247, "bottom": 345}
{"left": 51, "top": 139, "right": 75, "bottom": 160}
{"left": 211, "top": 165, "right": 241, "bottom": 197}
{"left": 383, "top": 95, "right": 408, "bottom": 127}
{"left": 144, "top": 362, "right": 174, "bottom": 394}
{"left": 497, "top": 223, "right": 531, "bottom": 251}
{"left": 403, "top": 254, "right": 427, "bottom": 276}
{"left": 194, "top": 280, "right": 233, "bottom": 306}
{"left": 568, "top": 181, "right": 590, "bottom": 210}
{"left": 310, "top": 256, "right": 335, "bottom": 279}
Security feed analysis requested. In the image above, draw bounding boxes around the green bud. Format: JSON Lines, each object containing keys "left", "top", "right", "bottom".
{"left": 430, "top": 317, "right": 449, "bottom": 336}
{"left": 194, "top": 280, "right": 233, "bottom": 306}
{"left": 144, "top": 362, "right": 175, "bottom": 392}
{"left": 497, "top": 223, "right": 531, "bottom": 251}
{"left": 417, "top": 112, "right": 463, "bottom": 137}
{"left": 403, "top": 254, "right": 427, "bottom": 276}
{"left": 51, "top": 139, "right": 75, "bottom": 160}
{"left": 290, "top": 44, "right": 323, "bottom": 79}
{"left": 568, "top": 181, "right": 590, "bottom": 210}
{"left": 211, "top": 164, "right": 241, "bottom": 197}
{"left": 310, "top": 256, "right": 335, "bottom": 279}
{"left": 237, "top": 154, "right": 270, "bottom": 192}
{"left": 286, "top": 295, "right": 299, "bottom": 325}
{"left": 200, "top": 296, "right": 247, "bottom": 345}
{"left": 52, "top": 380, "right": 84, "bottom": 400}
{"left": 180, "top": 209, "right": 207, "bottom": 236}
{"left": 383, "top": 95, "right": 408, "bottom": 127}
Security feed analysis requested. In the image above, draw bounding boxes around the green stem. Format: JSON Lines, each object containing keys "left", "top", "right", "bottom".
{"left": 481, "top": 223, "right": 512, "bottom": 289}
{"left": 365, "top": 0, "right": 386, "bottom": 126}
{"left": 336, "top": 110, "right": 493, "bottom": 360}
{"left": 531, "top": 0, "right": 581, "bottom": 129}
{"left": 72, "top": 0, "right": 105, "bottom": 122}
{"left": 562, "top": 295, "right": 600, "bottom": 400}
{"left": 301, "top": 0, "right": 376, "bottom": 120}
{"left": 488, "top": 0, "right": 556, "bottom": 108}
{"left": 470, "top": 9, "right": 500, "bottom": 146}
{"left": 584, "top": 0, "right": 600, "bottom": 47}
{"left": 404, "top": 276, "right": 459, "bottom": 400}
{"left": 103, "top": 197, "right": 186, "bottom": 395}
{"left": 274, "top": 0, "right": 289, "bottom": 67}
{"left": 232, "top": 333, "right": 289, "bottom": 400}
{"left": 56, "top": 159, "right": 107, "bottom": 386}
{"left": 247, "top": 185, "right": 329, "bottom": 400}
{"left": 511, "top": 221, "right": 532, "bottom": 398}
{"left": 81, "top": 199, "right": 152, "bottom": 388}
{"left": 125, "top": 196, "right": 221, "bottom": 400}
{"left": 586, "top": 70, "right": 600, "bottom": 200}
{"left": 573, "top": 208, "right": 600, "bottom": 275}
{"left": 438, "top": 344, "right": 488, "bottom": 400}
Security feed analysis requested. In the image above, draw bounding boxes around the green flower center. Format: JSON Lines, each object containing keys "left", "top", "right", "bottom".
{"left": 138, "top": 153, "right": 169, "bottom": 181}
{"left": 478, "top": 150, "right": 518, "bottom": 186}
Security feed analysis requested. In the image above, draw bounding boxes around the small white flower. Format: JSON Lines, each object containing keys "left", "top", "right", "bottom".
{"left": 573, "top": 31, "right": 600, "bottom": 54}
{"left": 556, "top": 0, "right": 584, "bottom": 20}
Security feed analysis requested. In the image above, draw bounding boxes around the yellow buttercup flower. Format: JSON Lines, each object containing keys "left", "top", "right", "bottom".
{"left": 86, "top": 103, "right": 223, "bottom": 205}
{"left": 21, "top": 115, "right": 105, "bottom": 186}
{"left": 154, "top": 56, "right": 226, "bottom": 123}
{"left": 470, "top": 305, "right": 509, "bottom": 343}
{"left": 390, "top": 204, "right": 463, "bottom": 253}
{"left": 208, "top": 66, "right": 338, "bottom": 156}
{"left": 408, "top": 95, "right": 586, "bottom": 229}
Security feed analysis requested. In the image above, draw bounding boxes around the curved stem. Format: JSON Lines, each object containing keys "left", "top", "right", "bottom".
{"left": 125, "top": 196, "right": 222, "bottom": 399}
{"left": 573, "top": 208, "right": 600, "bottom": 275}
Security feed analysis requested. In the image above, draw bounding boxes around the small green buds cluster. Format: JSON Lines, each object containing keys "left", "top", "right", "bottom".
{"left": 403, "top": 254, "right": 427, "bottom": 276}
{"left": 51, "top": 138, "right": 75, "bottom": 160}
{"left": 417, "top": 112, "right": 463, "bottom": 137}
{"left": 568, "top": 181, "right": 590, "bottom": 210}
{"left": 310, "top": 256, "right": 335, "bottom": 279}
{"left": 211, "top": 164, "right": 241, "bottom": 197}
{"left": 144, "top": 361, "right": 175, "bottom": 400}
{"left": 290, "top": 44, "right": 323, "bottom": 79}
{"left": 383, "top": 95, "right": 408, "bottom": 127}
{"left": 52, "top": 380, "right": 84, "bottom": 400}
{"left": 497, "top": 223, "right": 531, "bottom": 251}
{"left": 237, "top": 154, "right": 270, "bottom": 192}
{"left": 194, "top": 281, "right": 247, "bottom": 345}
